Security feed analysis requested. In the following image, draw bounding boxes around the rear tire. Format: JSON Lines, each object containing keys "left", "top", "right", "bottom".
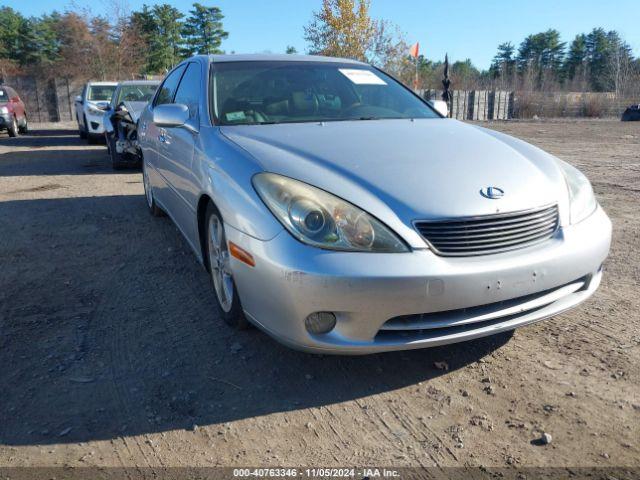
{"left": 204, "top": 204, "right": 249, "bottom": 330}
{"left": 142, "top": 158, "right": 164, "bottom": 217}
{"left": 18, "top": 116, "right": 28, "bottom": 134}
{"left": 7, "top": 116, "right": 18, "bottom": 137}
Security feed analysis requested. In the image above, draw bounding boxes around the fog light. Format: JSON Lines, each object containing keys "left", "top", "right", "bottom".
{"left": 305, "top": 312, "right": 336, "bottom": 334}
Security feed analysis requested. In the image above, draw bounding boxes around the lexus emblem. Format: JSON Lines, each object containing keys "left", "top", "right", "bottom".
{"left": 480, "top": 186, "right": 504, "bottom": 199}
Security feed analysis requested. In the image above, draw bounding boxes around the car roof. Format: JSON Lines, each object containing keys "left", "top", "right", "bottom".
{"left": 87, "top": 81, "right": 118, "bottom": 86}
{"left": 205, "top": 53, "right": 368, "bottom": 66}
{"left": 116, "top": 80, "right": 161, "bottom": 86}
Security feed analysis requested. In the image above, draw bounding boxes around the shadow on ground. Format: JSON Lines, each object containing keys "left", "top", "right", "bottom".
{"left": 1, "top": 128, "right": 84, "bottom": 148}
{"left": 0, "top": 127, "right": 136, "bottom": 176}
{"left": 0, "top": 130, "right": 513, "bottom": 447}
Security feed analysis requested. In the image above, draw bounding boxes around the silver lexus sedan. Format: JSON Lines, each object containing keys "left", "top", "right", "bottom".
{"left": 138, "top": 54, "right": 611, "bottom": 354}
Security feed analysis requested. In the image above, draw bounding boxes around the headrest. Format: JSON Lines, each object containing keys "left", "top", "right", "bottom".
{"left": 291, "top": 92, "right": 318, "bottom": 114}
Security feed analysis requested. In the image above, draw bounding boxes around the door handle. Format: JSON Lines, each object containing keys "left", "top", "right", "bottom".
{"left": 158, "top": 128, "right": 166, "bottom": 143}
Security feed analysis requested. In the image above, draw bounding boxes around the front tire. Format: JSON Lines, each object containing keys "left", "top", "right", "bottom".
{"left": 204, "top": 205, "right": 248, "bottom": 329}
{"left": 7, "top": 116, "right": 18, "bottom": 137}
{"left": 142, "top": 158, "right": 164, "bottom": 217}
{"left": 79, "top": 115, "right": 88, "bottom": 139}
{"left": 109, "top": 136, "right": 126, "bottom": 170}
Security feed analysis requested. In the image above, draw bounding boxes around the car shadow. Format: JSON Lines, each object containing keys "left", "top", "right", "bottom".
{"left": 0, "top": 127, "right": 87, "bottom": 148}
{"left": 1, "top": 129, "right": 513, "bottom": 446}
{"left": 0, "top": 194, "right": 513, "bottom": 446}
{"left": 0, "top": 143, "right": 139, "bottom": 177}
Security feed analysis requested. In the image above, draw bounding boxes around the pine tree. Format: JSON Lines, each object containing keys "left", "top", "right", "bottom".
{"left": 132, "top": 4, "right": 184, "bottom": 73}
{"left": 0, "top": 7, "right": 25, "bottom": 60}
{"left": 564, "top": 34, "right": 588, "bottom": 84}
{"left": 517, "top": 29, "right": 565, "bottom": 88}
{"left": 583, "top": 28, "right": 632, "bottom": 92}
{"left": 585, "top": 28, "right": 610, "bottom": 91}
{"left": 490, "top": 42, "right": 516, "bottom": 79}
{"left": 181, "top": 3, "right": 228, "bottom": 56}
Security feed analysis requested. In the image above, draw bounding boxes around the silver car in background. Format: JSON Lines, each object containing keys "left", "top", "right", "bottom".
{"left": 138, "top": 54, "right": 611, "bottom": 354}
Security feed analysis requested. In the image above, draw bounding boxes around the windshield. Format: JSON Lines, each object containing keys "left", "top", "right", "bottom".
{"left": 87, "top": 85, "right": 116, "bottom": 102}
{"left": 116, "top": 84, "right": 158, "bottom": 105}
{"left": 211, "top": 61, "right": 439, "bottom": 125}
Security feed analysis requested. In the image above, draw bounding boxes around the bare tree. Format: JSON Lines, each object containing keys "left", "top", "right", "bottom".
{"left": 109, "top": 0, "right": 145, "bottom": 79}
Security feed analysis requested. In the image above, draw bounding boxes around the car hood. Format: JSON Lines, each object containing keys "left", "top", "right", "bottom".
{"left": 122, "top": 101, "right": 148, "bottom": 123}
{"left": 87, "top": 100, "right": 110, "bottom": 108}
{"left": 221, "top": 119, "right": 569, "bottom": 246}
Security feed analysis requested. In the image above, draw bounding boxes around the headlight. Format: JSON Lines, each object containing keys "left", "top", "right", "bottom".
{"left": 87, "top": 106, "right": 104, "bottom": 116}
{"left": 0, "top": 106, "right": 8, "bottom": 114}
{"left": 557, "top": 160, "right": 597, "bottom": 224}
{"left": 253, "top": 173, "right": 409, "bottom": 252}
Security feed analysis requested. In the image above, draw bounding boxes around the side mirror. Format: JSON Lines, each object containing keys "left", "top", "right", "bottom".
{"left": 428, "top": 100, "right": 449, "bottom": 117}
{"left": 153, "top": 104, "right": 190, "bottom": 128}
{"left": 75, "top": 95, "right": 83, "bottom": 103}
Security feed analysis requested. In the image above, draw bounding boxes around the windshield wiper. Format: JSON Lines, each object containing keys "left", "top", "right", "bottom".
{"left": 356, "top": 116, "right": 410, "bottom": 121}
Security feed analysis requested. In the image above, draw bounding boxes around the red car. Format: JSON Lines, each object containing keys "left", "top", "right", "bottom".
{"left": 0, "top": 85, "right": 28, "bottom": 137}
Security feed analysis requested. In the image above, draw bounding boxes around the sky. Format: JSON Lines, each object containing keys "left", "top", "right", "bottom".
{"left": 5, "top": 0, "right": 640, "bottom": 69}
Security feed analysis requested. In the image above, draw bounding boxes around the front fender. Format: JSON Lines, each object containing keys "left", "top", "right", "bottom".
{"left": 195, "top": 127, "right": 283, "bottom": 241}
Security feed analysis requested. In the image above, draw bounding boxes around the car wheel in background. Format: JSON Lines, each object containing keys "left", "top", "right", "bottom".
{"left": 205, "top": 204, "right": 249, "bottom": 329}
{"left": 7, "top": 116, "right": 19, "bottom": 138}
{"left": 79, "top": 115, "right": 87, "bottom": 139}
{"left": 109, "top": 136, "right": 126, "bottom": 170}
{"left": 142, "top": 158, "right": 164, "bottom": 217}
{"left": 18, "top": 116, "right": 28, "bottom": 134}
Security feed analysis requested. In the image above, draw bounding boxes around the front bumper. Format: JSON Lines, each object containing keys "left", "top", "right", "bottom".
{"left": 225, "top": 206, "right": 611, "bottom": 354}
{"left": 0, "top": 113, "right": 10, "bottom": 129}
{"left": 86, "top": 113, "right": 106, "bottom": 134}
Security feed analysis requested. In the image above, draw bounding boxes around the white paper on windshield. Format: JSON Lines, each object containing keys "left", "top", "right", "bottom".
{"left": 339, "top": 69, "right": 387, "bottom": 85}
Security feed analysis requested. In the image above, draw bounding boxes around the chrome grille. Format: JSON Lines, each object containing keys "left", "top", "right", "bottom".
{"left": 415, "top": 204, "right": 559, "bottom": 256}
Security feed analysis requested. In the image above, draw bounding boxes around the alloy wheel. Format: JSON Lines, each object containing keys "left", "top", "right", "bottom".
{"left": 207, "top": 215, "right": 234, "bottom": 313}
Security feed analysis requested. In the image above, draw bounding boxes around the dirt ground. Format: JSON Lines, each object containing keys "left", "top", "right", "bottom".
{"left": 0, "top": 120, "right": 638, "bottom": 472}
